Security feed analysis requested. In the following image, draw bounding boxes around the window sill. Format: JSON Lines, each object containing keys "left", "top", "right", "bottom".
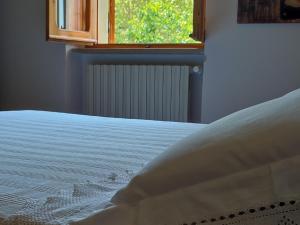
{"left": 71, "top": 44, "right": 204, "bottom": 55}
{"left": 87, "top": 43, "right": 204, "bottom": 49}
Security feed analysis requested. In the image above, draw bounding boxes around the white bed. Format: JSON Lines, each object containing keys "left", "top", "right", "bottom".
{"left": 73, "top": 88, "right": 300, "bottom": 225}
{"left": 0, "top": 111, "right": 206, "bottom": 225}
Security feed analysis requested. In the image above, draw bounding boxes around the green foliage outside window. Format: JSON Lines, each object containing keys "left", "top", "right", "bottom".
{"left": 115, "top": 0, "right": 198, "bottom": 44}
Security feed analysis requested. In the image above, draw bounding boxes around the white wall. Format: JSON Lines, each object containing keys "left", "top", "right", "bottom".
{"left": 202, "top": 0, "right": 300, "bottom": 123}
{"left": 0, "top": 0, "right": 204, "bottom": 120}
{"left": 1, "top": 0, "right": 300, "bottom": 123}
{"left": 0, "top": 0, "right": 66, "bottom": 111}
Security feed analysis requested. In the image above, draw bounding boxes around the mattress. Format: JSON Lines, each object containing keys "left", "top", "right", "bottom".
{"left": 0, "top": 111, "right": 206, "bottom": 225}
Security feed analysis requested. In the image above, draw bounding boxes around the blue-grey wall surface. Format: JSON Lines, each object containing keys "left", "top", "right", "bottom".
{"left": 202, "top": 0, "right": 300, "bottom": 122}
{"left": 0, "top": 0, "right": 204, "bottom": 122}
{"left": 1, "top": 0, "right": 300, "bottom": 123}
{"left": 0, "top": 0, "right": 66, "bottom": 111}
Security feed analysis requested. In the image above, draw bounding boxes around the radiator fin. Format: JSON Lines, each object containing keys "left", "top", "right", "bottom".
{"left": 85, "top": 65, "right": 190, "bottom": 122}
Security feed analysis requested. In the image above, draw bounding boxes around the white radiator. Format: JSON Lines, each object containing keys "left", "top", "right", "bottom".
{"left": 84, "top": 65, "right": 190, "bottom": 122}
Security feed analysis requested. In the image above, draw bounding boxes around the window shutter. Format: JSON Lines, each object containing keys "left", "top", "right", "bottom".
{"left": 190, "top": 0, "right": 206, "bottom": 42}
{"left": 47, "top": 0, "right": 98, "bottom": 44}
{"left": 97, "top": 0, "right": 110, "bottom": 44}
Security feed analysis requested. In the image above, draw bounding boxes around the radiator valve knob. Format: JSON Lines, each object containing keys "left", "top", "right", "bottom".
{"left": 193, "top": 66, "right": 200, "bottom": 73}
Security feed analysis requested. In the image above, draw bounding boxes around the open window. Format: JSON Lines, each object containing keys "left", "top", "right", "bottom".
{"left": 47, "top": 0, "right": 206, "bottom": 48}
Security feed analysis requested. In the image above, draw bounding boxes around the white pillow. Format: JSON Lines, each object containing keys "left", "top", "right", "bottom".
{"left": 72, "top": 155, "right": 300, "bottom": 225}
{"left": 112, "top": 88, "right": 300, "bottom": 204}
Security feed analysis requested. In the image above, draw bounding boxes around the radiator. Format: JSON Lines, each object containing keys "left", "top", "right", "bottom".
{"left": 84, "top": 65, "right": 190, "bottom": 122}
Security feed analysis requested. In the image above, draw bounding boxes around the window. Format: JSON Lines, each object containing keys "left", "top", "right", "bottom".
{"left": 47, "top": 0, "right": 206, "bottom": 48}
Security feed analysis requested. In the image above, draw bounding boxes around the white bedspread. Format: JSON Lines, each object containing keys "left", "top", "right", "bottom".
{"left": 0, "top": 111, "right": 205, "bottom": 225}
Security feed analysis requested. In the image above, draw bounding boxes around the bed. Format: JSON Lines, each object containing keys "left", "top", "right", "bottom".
{"left": 72, "top": 88, "right": 300, "bottom": 225}
{"left": 0, "top": 111, "right": 206, "bottom": 225}
{"left": 1, "top": 88, "right": 300, "bottom": 225}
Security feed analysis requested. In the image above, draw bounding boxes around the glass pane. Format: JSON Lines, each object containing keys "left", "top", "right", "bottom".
{"left": 115, "top": 0, "right": 199, "bottom": 44}
{"left": 57, "top": 0, "right": 89, "bottom": 31}
{"left": 57, "top": 0, "right": 66, "bottom": 29}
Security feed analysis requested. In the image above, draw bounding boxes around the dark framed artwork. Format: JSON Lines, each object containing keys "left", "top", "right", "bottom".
{"left": 238, "top": 0, "right": 300, "bottom": 23}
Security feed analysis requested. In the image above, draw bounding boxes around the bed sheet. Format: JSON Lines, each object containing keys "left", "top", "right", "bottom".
{"left": 0, "top": 111, "right": 206, "bottom": 225}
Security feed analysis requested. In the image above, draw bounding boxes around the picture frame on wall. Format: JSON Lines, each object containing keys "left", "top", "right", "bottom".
{"left": 238, "top": 0, "right": 300, "bottom": 23}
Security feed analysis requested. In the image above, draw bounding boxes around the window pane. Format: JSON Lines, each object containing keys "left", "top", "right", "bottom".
{"left": 57, "top": 0, "right": 66, "bottom": 29}
{"left": 57, "top": 0, "right": 89, "bottom": 32}
{"left": 115, "top": 0, "right": 199, "bottom": 44}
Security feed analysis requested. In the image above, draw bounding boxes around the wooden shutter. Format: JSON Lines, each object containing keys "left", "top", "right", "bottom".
{"left": 190, "top": 0, "right": 206, "bottom": 42}
{"left": 47, "top": 0, "right": 98, "bottom": 44}
{"left": 97, "top": 0, "right": 110, "bottom": 44}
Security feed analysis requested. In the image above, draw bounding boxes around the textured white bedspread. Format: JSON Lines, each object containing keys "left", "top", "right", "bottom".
{"left": 0, "top": 111, "right": 206, "bottom": 225}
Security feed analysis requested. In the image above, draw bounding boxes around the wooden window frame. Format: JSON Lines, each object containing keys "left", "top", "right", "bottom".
{"left": 108, "top": 0, "right": 115, "bottom": 43}
{"left": 47, "top": 0, "right": 98, "bottom": 44}
{"left": 47, "top": 0, "right": 205, "bottom": 49}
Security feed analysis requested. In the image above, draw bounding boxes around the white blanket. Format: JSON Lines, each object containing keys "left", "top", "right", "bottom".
{"left": 0, "top": 111, "right": 206, "bottom": 225}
